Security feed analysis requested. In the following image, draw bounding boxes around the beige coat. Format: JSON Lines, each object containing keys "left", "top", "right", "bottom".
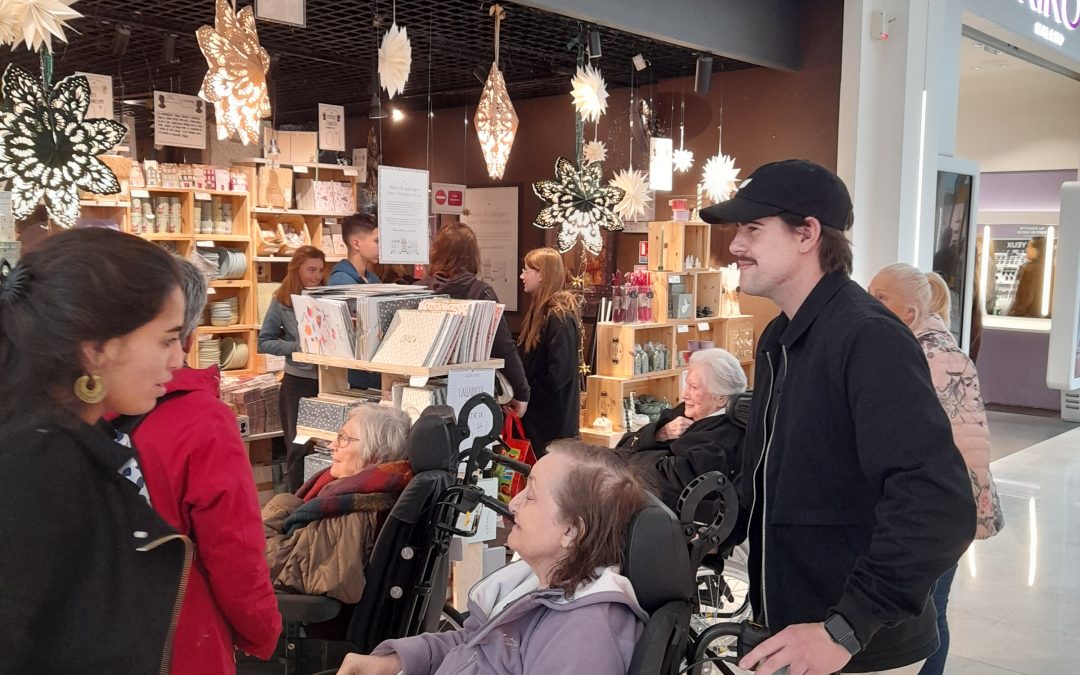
{"left": 914, "top": 313, "right": 1004, "bottom": 539}
{"left": 262, "top": 492, "right": 392, "bottom": 603}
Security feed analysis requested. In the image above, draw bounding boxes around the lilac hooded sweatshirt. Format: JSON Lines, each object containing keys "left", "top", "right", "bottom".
{"left": 372, "top": 560, "right": 647, "bottom": 674}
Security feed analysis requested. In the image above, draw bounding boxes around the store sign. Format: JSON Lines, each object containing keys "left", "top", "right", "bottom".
{"left": 75, "top": 73, "right": 113, "bottom": 121}
{"left": 154, "top": 91, "right": 207, "bottom": 150}
{"left": 318, "top": 103, "right": 345, "bottom": 152}
{"left": 1019, "top": 0, "right": 1080, "bottom": 46}
{"left": 431, "top": 182, "right": 465, "bottom": 214}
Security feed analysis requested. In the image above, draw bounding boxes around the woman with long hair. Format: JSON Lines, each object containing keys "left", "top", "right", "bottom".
{"left": 517, "top": 247, "right": 581, "bottom": 454}
{"left": 258, "top": 245, "right": 326, "bottom": 491}
{"left": 419, "top": 222, "right": 530, "bottom": 417}
{"left": 0, "top": 228, "right": 190, "bottom": 672}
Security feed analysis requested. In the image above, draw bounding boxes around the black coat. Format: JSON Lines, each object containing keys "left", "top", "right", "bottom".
{"left": 420, "top": 273, "right": 531, "bottom": 403}
{"left": 0, "top": 419, "right": 190, "bottom": 674}
{"left": 739, "top": 272, "right": 975, "bottom": 672}
{"left": 618, "top": 402, "right": 744, "bottom": 513}
{"left": 520, "top": 311, "right": 581, "bottom": 454}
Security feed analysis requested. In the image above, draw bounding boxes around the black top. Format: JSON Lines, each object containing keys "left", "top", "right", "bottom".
{"left": 419, "top": 272, "right": 531, "bottom": 403}
{"left": 619, "top": 402, "right": 744, "bottom": 515}
{"left": 0, "top": 419, "right": 188, "bottom": 673}
{"left": 738, "top": 271, "right": 976, "bottom": 672}
{"left": 520, "top": 310, "right": 581, "bottom": 454}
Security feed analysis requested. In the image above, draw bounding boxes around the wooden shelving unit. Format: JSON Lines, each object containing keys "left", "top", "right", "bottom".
{"left": 580, "top": 221, "right": 758, "bottom": 448}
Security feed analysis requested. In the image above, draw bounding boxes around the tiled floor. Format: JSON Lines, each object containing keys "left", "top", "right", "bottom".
{"left": 945, "top": 424, "right": 1080, "bottom": 674}
{"left": 985, "top": 410, "right": 1078, "bottom": 462}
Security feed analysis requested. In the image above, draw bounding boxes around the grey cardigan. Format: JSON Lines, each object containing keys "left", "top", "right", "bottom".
{"left": 258, "top": 297, "right": 317, "bottom": 378}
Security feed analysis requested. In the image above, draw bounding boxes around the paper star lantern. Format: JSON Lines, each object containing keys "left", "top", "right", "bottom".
{"left": 533, "top": 157, "right": 625, "bottom": 255}
{"left": 570, "top": 64, "right": 608, "bottom": 124}
{"left": 0, "top": 64, "right": 125, "bottom": 227}
{"left": 673, "top": 148, "right": 694, "bottom": 173}
{"left": 196, "top": 0, "right": 271, "bottom": 146}
{"left": 0, "top": 0, "right": 81, "bottom": 52}
{"left": 474, "top": 62, "right": 518, "bottom": 180}
{"left": 700, "top": 154, "right": 741, "bottom": 202}
{"left": 582, "top": 140, "right": 607, "bottom": 165}
{"left": 609, "top": 169, "right": 652, "bottom": 221}
{"left": 378, "top": 23, "right": 411, "bottom": 99}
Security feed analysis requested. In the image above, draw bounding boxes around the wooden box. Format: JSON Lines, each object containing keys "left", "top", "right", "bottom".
{"left": 595, "top": 322, "right": 676, "bottom": 378}
{"left": 583, "top": 373, "right": 683, "bottom": 435}
{"left": 647, "top": 222, "right": 712, "bottom": 272}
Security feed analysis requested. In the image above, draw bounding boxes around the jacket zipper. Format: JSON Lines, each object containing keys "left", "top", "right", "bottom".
{"left": 748, "top": 353, "right": 774, "bottom": 625}
{"left": 751, "top": 347, "right": 786, "bottom": 628}
{"left": 138, "top": 533, "right": 193, "bottom": 675}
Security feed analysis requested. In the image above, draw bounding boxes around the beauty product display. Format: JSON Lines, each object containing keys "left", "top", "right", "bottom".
{"left": 604, "top": 271, "right": 654, "bottom": 324}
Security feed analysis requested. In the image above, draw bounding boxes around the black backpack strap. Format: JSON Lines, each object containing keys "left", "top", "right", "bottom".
{"left": 112, "top": 390, "right": 190, "bottom": 437}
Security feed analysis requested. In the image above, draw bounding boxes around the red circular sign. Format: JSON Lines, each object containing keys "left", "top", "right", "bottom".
{"left": 435, "top": 189, "right": 447, "bottom": 205}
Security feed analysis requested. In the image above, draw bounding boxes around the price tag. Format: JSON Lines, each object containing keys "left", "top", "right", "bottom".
{"left": 670, "top": 275, "right": 682, "bottom": 283}
{"left": 343, "top": 168, "right": 358, "bottom": 177}
{"left": 677, "top": 324, "right": 690, "bottom": 334}
{"left": 293, "top": 434, "right": 311, "bottom": 445}
{"left": 293, "top": 165, "right": 309, "bottom": 174}
{"left": 409, "top": 375, "right": 429, "bottom": 388}
{"left": 131, "top": 189, "right": 150, "bottom": 199}
{"left": 195, "top": 192, "right": 211, "bottom": 201}
{"left": 698, "top": 322, "right": 711, "bottom": 332}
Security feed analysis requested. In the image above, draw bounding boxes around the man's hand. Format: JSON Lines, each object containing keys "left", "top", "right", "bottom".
{"left": 503, "top": 399, "right": 528, "bottom": 418}
{"left": 336, "top": 652, "right": 402, "bottom": 675}
{"left": 738, "top": 623, "right": 852, "bottom": 675}
{"left": 655, "top": 416, "right": 693, "bottom": 442}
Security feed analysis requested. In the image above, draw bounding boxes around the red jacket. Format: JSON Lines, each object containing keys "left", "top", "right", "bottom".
{"left": 133, "top": 366, "right": 282, "bottom": 674}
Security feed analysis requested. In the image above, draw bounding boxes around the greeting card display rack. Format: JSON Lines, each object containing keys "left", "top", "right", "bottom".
{"left": 290, "top": 353, "right": 505, "bottom": 443}
{"left": 124, "top": 186, "right": 259, "bottom": 376}
{"left": 580, "top": 221, "right": 756, "bottom": 448}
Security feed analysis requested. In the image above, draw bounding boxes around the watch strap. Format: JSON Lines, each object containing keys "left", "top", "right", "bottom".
{"left": 825, "top": 613, "right": 861, "bottom": 656}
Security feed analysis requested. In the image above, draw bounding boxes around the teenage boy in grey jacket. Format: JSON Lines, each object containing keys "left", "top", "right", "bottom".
{"left": 701, "top": 160, "right": 975, "bottom": 675}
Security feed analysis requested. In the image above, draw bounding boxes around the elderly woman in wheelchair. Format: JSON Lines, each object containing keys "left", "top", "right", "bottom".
{"left": 336, "top": 440, "right": 650, "bottom": 675}
{"left": 263, "top": 405, "right": 413, "bottom": 603}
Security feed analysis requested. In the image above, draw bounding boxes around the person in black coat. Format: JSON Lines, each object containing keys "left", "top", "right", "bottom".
{"left": 1007, "top": 235, "right": 1047, "bottom": 317}
{"left": 518, "top": 247, "right": 582, "bottom": 454}
{"left": 618, "top": 348, "right": 747, "bottom": 512}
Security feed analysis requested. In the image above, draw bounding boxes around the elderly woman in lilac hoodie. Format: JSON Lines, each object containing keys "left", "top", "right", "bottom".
{"left": 337, "top": 441, "right": 649, "bottom": 675}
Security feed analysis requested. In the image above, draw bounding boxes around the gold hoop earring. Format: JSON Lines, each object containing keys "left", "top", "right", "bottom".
{"left": 74, "top": 374, "right": 108, "bottom": 404}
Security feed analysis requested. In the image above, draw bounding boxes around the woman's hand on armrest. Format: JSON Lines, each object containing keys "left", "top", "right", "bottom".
{"left": 337, "top": 653, "right": 402, "bottom": 675}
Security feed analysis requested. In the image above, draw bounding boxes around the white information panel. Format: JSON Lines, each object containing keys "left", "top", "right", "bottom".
{"left": 649, "top": 137, "right": 673, "bottom": 192}
{"left": 318, "top": 103, "right": 345, "bottom": 152}
{"left": 75, "top": 73, "right": 113, "bottom": 121}
{"left": 377, "top": 165, "right": 430, "bottom": 264}
{"left": 153, "top": 91, "right": 207, "bottom": 149}
{"left": 1047, "top": 183, "right": 1080, "bottom": 392}
{"left": 462, "top": 186, "right": 519, "bottom": 311}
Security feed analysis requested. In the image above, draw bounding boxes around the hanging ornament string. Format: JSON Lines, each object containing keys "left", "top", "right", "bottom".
{"left": 492, "top": 4, "right": 503, "bottom": 67}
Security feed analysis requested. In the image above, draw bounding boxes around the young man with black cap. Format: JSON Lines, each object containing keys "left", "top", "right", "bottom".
{"left": 700, "top": 160, "right": 976, "bottom": 675}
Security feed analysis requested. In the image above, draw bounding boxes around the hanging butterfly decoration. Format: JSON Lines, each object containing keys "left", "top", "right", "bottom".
{"left": 532, "top": 156, "right": 624, "bottom": 255}
{"left": 0, "top": 62, "right": 126, "bottom": 228}
{"left": 197, "top": 0, "right": 271, "bottom": 145}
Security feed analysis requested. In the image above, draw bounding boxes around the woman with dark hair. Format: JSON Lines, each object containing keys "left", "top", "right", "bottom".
{"left": 518, "top": 247, "right": 581, "bottom": 453}
{"left": 1007, "top": 235, "right": 1047, "bottom": 317}
{"left": 337, "top": 440, "right": 649, "bottom": 675}
{"left": 259, "top": 245, "right": 327, "bottom": 492}
{"left": 0, "top": 228, "right": 189, "bottom": 672}
{"left": 419, "top": 222, "right": 530, "bottom": 416}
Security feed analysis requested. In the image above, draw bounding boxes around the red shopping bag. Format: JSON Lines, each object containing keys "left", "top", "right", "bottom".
{"left": 497, "top": 414, "right": 536, "bottom": 504}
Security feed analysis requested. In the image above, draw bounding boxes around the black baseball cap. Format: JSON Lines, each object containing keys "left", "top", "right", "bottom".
{"left": 699, "top": 159, "right": 853, "bottom": 230}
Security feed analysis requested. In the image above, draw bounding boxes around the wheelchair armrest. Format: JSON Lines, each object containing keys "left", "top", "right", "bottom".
{"left": 276, "top": 592, "right": 342, "bottom": 624}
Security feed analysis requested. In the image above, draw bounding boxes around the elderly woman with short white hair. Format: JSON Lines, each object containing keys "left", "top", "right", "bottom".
{"left": 262, "top": 404, "right": 412, "bottom": 603}
{"left": 618, "top": 347, "right": 748, "bottom": 511}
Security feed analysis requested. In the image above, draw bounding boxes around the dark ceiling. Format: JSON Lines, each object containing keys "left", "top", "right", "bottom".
{"left": 1, "top": 0, "right": 755, "bottom": 131}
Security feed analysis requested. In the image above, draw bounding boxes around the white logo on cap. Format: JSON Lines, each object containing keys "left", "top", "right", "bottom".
{"left": 739, "top": 178, "right": 753, "bottom": 190}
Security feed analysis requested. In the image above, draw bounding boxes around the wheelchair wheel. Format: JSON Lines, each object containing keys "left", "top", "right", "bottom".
{"left": 438, "top": 603, "right": 467, "bottom": 632}
{"left": 693, "top": 559, "right": 750, "bottom": 625}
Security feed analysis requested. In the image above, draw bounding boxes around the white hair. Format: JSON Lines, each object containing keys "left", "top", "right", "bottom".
{"left": 688, "top": 348, "right": 747, "bottom": 398}
{"left": 342, "top": 404, "right": 411, "bottom": 471}
{"left": 876, "top": 263, "right": 951, "bottom": 326}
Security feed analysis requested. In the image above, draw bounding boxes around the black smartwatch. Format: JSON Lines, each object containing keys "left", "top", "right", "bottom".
{"left": 824, "top": 613, "right": 861, "bottom": 656}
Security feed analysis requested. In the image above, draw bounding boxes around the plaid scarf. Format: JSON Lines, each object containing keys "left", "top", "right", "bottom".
{"left": 285, "top": 460, "right": 413, "bottom": 535}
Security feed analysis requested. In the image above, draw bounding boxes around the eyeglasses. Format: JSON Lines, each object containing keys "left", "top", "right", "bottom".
{"left": 335, "top": 431, "right": 361, "bottom": 446}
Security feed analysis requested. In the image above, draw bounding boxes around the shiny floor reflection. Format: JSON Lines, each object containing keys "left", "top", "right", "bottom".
{"left": 946, "top": 426, "right": 1080, "bottom": 674}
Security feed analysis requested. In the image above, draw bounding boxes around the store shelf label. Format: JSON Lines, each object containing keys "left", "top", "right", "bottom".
{"left": 293, "top": 165, "right": 309, "bottom": 174}
{"left": 195, "top": 192, "right": 211, "bottom": 201}
{"left": 677, "top": 324, "right": 690, "bottom": 334}
{"left": 409, "top": 375, "right": 428, "bottom": 387}
{"left": 131, "top": 189, "right": 150, "bottom": 199}
{"left": 698, "top": 322, "right": 711, "bottom": 332}
{"left": 343, "top": 168, "right": 358, "bottom": 177}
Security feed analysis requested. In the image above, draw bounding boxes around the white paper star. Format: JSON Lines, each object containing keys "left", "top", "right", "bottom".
{"left": 582, "top": 140, "right": 607, "bottom": 164}
{"left": 533, "top": 157, "right": 625, "bottom": 255}
{"left": 379, "top": 23, "right": 411, "bottom": 99}
{"left": 0, "top": 0, "right": 81, "bottom": 52}
{"left": 570, "top": 64, "right": 608, "bottom": 124}
{"left": 609, "top": 169, "right": 652, "bottom": 221}
{"left": 673, "top": 148, "right": 695, "bottom": 173}
{"left": 700, "top": 154, "right": 741, "bottom": 202}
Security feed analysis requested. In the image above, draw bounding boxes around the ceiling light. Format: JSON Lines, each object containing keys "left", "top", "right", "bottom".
{"left": 391, "top": 108, "right": 404, "bottom": 122}
{"left": 694, "top": 55, "right": 713, "bottom": 94}
{"left": 588, "top": 30, "right": 602, "bottom": 59}
{"left": 162, "top": 33, "right": 178, "bottom": 64}
{"left": 112, "top": 24, "right": 131, "bottom": 57}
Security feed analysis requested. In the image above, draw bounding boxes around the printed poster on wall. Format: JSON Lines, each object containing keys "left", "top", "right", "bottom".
{"left": 352, "top": 148, "right": 368, "bottom": 182}
{"left": 431, "top": 182, "right": 465, "bottom": 214}
{"left": 378, "top": 165, "right": 430, "bottom": 264}
{"left": 0, "top": 191, "right": 13, "bottom": 241}
{"left": 649, "top": 137, "right": 673, "bottom": 192}
{"left": 318, "top": 103, "right": 345, "bottom": 152}
{"left": 153, "top": 91, "right": 207, "bottom": 149}
{"left": 462, "top": 186, "right": 519, "bottom": 311}
{"left": 75, "top": 73, "right": 113, "bottom": 121}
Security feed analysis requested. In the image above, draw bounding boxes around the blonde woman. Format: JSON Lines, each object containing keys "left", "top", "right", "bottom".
{"left": 869, "top": 263, "right": 1004, "bottom": 675}
{"left": 518, "top": 248, "right": 581, "bottom": 454}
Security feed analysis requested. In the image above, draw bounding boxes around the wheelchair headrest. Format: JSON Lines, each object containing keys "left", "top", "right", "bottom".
{"left": 726, "top": 390, "right": 753, "bottom": 430}
{"left": 406, "top": 405, "right": 458, "bottom": 474}
{"left": 622, "top": 495, "right": 694, "bottom": 614}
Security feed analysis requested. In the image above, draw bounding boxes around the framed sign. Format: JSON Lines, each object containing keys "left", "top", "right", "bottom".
{"left": 255, "top": 0, "right": 305, "bottom": 27}
{"left": 462, "top": 186, "right": 519, "bottom": 311}
{"left": 931, "top": 156, "right": 979, "bottom": 351}
{"left": 153, "top": 91, "right": 207, "bottom": 150}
